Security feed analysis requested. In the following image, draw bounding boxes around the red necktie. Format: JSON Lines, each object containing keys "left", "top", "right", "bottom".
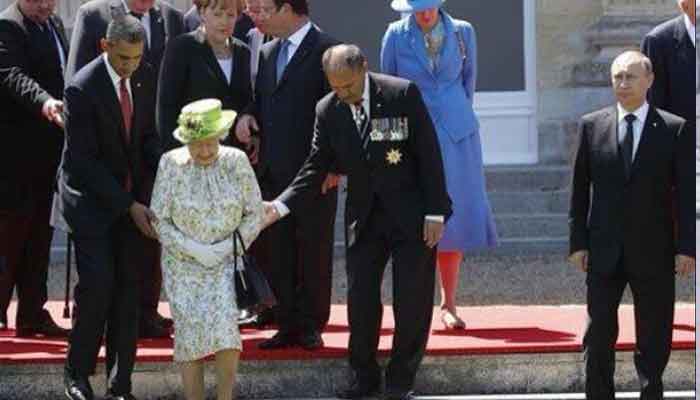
{"left": 119, "top": 78, "right": 133, "bottom": 192}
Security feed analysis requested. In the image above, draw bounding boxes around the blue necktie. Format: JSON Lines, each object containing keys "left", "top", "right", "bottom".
{"left": 276, "top": 39, "right": 290, "bottom": 84}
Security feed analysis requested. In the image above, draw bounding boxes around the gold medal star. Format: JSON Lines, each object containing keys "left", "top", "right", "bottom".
{"left": 386, "top": 148, "right": 402, "bottom": 165}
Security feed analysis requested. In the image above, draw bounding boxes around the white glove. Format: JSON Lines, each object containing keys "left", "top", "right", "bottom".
{"left": 183, "top": 239, "right": 221, "bottom": 268}
{"left": 211, "top": 240, "right": 233, "bottom": 262}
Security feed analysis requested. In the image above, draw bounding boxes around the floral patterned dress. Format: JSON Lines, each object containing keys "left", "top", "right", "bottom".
{"left": 151, "top": 146, "right": 263, "bottom": 362}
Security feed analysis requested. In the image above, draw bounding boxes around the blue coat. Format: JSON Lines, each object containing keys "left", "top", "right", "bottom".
{"left": 381, "top": 11, "right": 497, "bottom": 251}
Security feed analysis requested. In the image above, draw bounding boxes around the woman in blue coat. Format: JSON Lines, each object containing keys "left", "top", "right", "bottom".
{"left": 381, "top": 0, "right": 498, "bottom": 329}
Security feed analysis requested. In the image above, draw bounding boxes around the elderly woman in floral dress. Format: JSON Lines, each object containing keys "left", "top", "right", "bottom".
{"left": 151, "top": 98, "right": 264, "bottom": 400}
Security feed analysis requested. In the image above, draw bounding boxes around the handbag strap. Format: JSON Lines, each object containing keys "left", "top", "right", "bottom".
{"left": 233, "top": 229, "right": 247, "bottom": 271}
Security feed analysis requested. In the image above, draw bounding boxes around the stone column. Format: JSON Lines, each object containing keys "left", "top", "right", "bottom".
{"left": 573, "top": 0, "right": 678, "bottom": 86}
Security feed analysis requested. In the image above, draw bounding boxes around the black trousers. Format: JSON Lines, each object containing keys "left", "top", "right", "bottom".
{"left": 65, "top": 216, "right": 143, "bottom": 395}
{"left": 255, "top": 179, "right": 337, "bottom": 333}
{"left": 137, "top": 175, "right": 162, "bottom": 319}
{"left": 138, "top": 237, "right": 162, "bottom": 318}
{"left": 346, "top": 204, "right": 436, "bottom": 394}
{"left": 584, "top": 258, "right": 675, "bottom": 400}
{"left": 0, "top": 194, "right": 52, "bottom": 326}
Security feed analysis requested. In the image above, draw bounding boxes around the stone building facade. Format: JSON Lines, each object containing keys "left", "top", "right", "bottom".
{"left": 0, "top": 0, "right": 680, "bottom": 165}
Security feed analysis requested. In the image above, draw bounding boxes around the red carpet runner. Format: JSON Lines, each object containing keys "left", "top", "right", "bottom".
{"left": 0, "top": 302, "right": 694, "bottom": 364}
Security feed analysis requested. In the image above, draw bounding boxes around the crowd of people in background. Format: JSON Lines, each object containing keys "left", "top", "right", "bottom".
{"left": 0, "top": 0, "right": 695, "bottom": 399}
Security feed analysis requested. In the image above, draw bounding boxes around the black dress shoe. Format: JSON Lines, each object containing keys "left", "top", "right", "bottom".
{"left": 383, "top": 391, "right": 414, "bottom": 400}
{"left": 336, "top": 381, "right": 381, "bottom": 399}
{"left": 258, "top": 331, "right": 298, "bottom": 350}
{"left": 16, "top": 309, "right": 69, "bottom": 337}
{"left": 139, "top": 316, "right": 170, "bottom": 339}
{"left": 153, "top": 313, "right": 173, "bottom": 329}
{"left": 64, "top": 375, "right": 94, "bottom": 400}
{"left": 299, "top": 330, "right": 323, "bottom": 350}
{"left": 254, "top": 308, "right": 275, "bottom": 329}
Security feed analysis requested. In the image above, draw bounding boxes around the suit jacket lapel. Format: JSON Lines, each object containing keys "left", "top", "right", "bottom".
{"left": 275, "top": 26, "right": 317, "bottom": 90}
{"left": 597, "top": 107, "right": 624, "bottom": 176}
{"left": 49, "top": 16, "right": 69, "bottom": 55}
{"left": 630, "top": 107, "right": 662, "bottom": 177}
{"left": 196, "top": 30, "right": 229, "bottom": 86}
{"left": 97, "top": 59, "right": 131, "bottom": 155}
{"left": 149, "top": 5, "right": 165, "bottom": 59}
{"left": 408, "top": 17, "right": 433, "bottom": 76}
{"left": 671, "top": 16, "right": 693, "bottom": 64}
{"left": 435, "top": 12, "right": 456, "bottom": 76}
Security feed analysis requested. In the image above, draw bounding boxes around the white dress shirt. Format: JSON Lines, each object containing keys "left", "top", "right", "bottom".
{"left": 247, "top": 27, "right": 265, "bottom": 89}
{"left": 121, "top": 0, "right": 152, "bottom": 47}
{"left": 103, "top": 53, "right": 132, "bottom": 104}
{"left": 684, "top": 14, "right": 695, "bottom": 47}
{"left": 217, "top": 57, "right": 232, "bottom": 84}
{"left": 274, "top": 73, "right": 444, "bottom": 224}
{"left": 617, "top": 102, "right": 649, "bottom": 161}
{"left": 348, "top": 73, "right": 371, "bottom": 132}
{"left": 281, "top": 21, "right": 312, "bottom": 64}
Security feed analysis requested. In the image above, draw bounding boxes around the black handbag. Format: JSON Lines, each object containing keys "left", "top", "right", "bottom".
{"left": 233, "top": 230, "right": 277, "bottom": 312}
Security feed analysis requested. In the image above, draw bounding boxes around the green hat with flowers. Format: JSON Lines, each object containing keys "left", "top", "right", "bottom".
{"left": 174, "top": 99, "right": 237, "bottom": 144}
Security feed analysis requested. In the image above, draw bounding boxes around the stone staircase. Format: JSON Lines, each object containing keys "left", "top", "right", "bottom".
{"left": 51, "top": 164, "right": 572, "bottom": 263}
{"left": 329, "top": 164, "right": 571, "bottom": 258}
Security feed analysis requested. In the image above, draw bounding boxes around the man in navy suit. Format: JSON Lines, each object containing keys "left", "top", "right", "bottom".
{"left": 641, "top": 0, "right": 696, "bottom": 123}
{"left": 66, "top": 0, "right": 184, "bottom": 337}
{"left": 234, "top": 0, "right": 340, "bottom": 349}
{"left": 58, "top": 16, "right": 161, "bottom": 400}
{"left": 264, "top": 44, "right": 452, "bottom": 400}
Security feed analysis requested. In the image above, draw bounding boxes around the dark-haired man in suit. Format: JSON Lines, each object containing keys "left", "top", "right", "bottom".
{"left": 66, "top": 0, "right": 184, "bottom": 337}
{"left": 58, "top": 16, "right": 161, "bottom": 400}
{"left": 569, "top": 50, "right": 694, "bottom": 400}
{"left": 234, "top": 0, "right": 340, "bottom": 348}
{"left": 0, "top": 0, "right": 69, "bottom": 337}
{"left": 263, "top": 44, "right": 452, "bottom": 400}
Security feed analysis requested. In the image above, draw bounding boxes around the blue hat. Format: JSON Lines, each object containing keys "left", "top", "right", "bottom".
{"left": 390, "top": 0, "right": 444, "bottom": 13}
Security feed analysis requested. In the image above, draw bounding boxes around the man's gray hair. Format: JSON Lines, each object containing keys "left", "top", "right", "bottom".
{"left": 322, "top": 44, "right": 367, "bottom": 75}
{"left": 611, "top": 50, "right": 654, "bottom": 75}
{"left": 106, "top": 15, "right": 146, "bottom": 44}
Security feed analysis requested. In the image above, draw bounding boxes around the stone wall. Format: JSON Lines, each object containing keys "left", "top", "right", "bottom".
{"left": 536, "top": 0, "right": 678, "bottom": 164}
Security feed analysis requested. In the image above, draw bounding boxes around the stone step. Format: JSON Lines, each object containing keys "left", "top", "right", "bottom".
{"left": 484, "top": 165, "right": 571, "bottom": 192}
{"left": 495, "top": 214, "right": 569, "bottom": 239}
{"left": 489, "top": 191, "right": 569, "bottom": 214}
{"left": 0, "top": 351, "right": 693, "bottom": 399}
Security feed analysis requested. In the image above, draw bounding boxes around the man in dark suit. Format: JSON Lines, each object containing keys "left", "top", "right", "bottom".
{"left": 66, "top": 0, "right": 184, "bottom": 82}
{"left": 263, "top": 44, "right": 452, "bottom": 400}
{"left": 641, "top": 0, "right": 696, "bottom": 123}
{"left": 0, "top": 0, "right": 69, "bottom": 337}
{"left": 65, "top": 0, "right": 184, "bottom": 337}
{"left": 234, "top": 0, "right": 340, "bottom": 348}
{"left": 57, "top": 16, "right": 161, "bottom": 400}
{"left": 569, "top": 51, "right": 694, "bottom": 400}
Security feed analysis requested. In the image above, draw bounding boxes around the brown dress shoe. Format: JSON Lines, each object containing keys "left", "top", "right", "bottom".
{"left": 16, "top": 309, "right": 69, "bottom": 337}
